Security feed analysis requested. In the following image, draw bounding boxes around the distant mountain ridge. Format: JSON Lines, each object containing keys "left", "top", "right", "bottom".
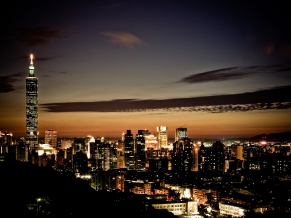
{"left": 249, "top": 131, "right": 291, "bottom": 142}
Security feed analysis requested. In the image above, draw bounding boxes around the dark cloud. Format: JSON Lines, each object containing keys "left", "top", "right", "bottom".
{"left": 0, "top": 73, "right": 24, "bottom": 93}
{"left": 42, "top": 85, "right": 291, "bottom": 113}
{"left": 179, "top": 67, "right": 251, "bottom": 83}
{"left": 14, "top": 27, "right": 62, "bottom": 47}
{"left": 278, "top": 68, "right": 291, "bottom": 72}
{"left": 187, "top": 102, "right": 291, "bottom": 114}
{"left": 178, "top": 64, "right": 291, "bottom": 84}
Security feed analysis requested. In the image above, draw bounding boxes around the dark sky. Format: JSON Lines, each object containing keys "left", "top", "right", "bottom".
{"left": 0, "top": 0, "right": 291, "bottom": 138}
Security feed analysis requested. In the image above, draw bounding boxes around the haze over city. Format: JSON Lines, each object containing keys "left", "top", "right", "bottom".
{"left": 0, "top": 0, "right": 290, "bottom": 139}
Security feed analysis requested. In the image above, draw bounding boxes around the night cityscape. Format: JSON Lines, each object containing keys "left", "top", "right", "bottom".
{"left": 1, "top": 0, "right": 291, "bottom": 217}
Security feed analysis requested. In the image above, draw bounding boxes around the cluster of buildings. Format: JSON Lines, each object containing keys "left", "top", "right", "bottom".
{"left": 1, "top": 55, "right": 291, "bottom": 217}
{"left": 1, "top": 126, "right": 291, "bottom": 217}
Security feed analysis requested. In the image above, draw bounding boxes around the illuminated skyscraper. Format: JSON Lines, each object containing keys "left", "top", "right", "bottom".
{"left": 172, "top": 138, "right": 194, "bottom": 172}
{"left": 124, "top": 130, "right": 134, "bottom": 169}
{"left": 45, "top": 129, "right": 57, "bottom": 147}
{"left": 26, "top": 54, "right": 38, "bottom": 149}
{"left": 136, "top": 130, "right": 146, "bottom": 170}
{"left": 0, "top": 131, "right": 13, "bottom": 153}
{"left": 116, "top": 140, "right": 125, "bottom": 168}
{"left": 175, "top": 127, "right": 187, "bottom": 142}
{"left": 157, "top": 126, "right": 168, "bottom": 149}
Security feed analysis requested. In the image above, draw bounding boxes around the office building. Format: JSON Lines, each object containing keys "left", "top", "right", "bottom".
{"left": 136, "top": 130, "right": 146, "bottom": 170}
{"left": 0, "top": 131, "right": 13, "bottom": 153}
{"left": 219, "top": 203, "right": 245, "bottom": 217}
{"left": 85, "top": 135, "right": 95, "bottom": 159}
{"left": 124, "top": 130, "right": 135, "bottom": 169}
{"left": 16, "top": 137, "right": 28, "bottom": 162}
{"left": 172, "top": 138, "right": 194, "bottom": 172}
{"left": 73, "top": 138, "right": 85, "bottom": 154}
{"left": 210, "top": 141, "right": 225, "bottom": 173}
{"left": 140, "top": 129, "right": 157, "bottom": 150}
{"left": 60, "top": 138, "right": 73, "bottom": 150}
{"left": 147, "top": 148, "right": 170, "bottom": 171}
{"left": 116, "top": 140, "right": 125, "bottom": 168}
{"left": 26, "top": 54, "right": 38, "bottom": 149}
{"left": 151, "top": 200, "right": 199, "bottom": 216}
{"left": 45, "top": 129, "right": 57, "bottom": 147}
{"left": 73, "top": 151, "right": 88, "bottom": 174}
{"left": 157, "top": 126, "right": 168, "bottom": 149}
{"left": 175, "top": 127, "right": 187, "bottom": 142}
{"left": 96, "top": 141, "right": 117, "bottom": 170}
{"left": 236, "top": 145, "right": 244, "bottom": 160}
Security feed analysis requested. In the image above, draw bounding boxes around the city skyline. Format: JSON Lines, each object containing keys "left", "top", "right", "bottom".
{"left": 0, "top": 0, "right": 291, "bottom": 139}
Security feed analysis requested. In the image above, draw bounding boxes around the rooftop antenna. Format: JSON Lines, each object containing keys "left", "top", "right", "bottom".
{"left": 30, "top": 53, "right": 34, "bottom": 65}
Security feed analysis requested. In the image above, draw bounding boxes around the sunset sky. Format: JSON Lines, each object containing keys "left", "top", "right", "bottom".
{"left": 0, "top": 0, "right": 290, "bottom": 139}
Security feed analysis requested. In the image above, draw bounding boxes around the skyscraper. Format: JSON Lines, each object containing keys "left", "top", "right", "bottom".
{"left": 172, "top": 138, "right": 194, "bottom": 172}
{"left": 136, "top": 130, "right": 146, "bottom": 170}
{"left": 124, "top": 130, "right": 134, "bottom": 169}
{"left": 45, "top": 129, "right": 57, "bottom": 147}
{"left": 0, "top": 131, "right": 13, "bottom": 153}
{"left": 26, "top": 54, "right": 38, "bottom": 149}
{"left": 175, "top": 127, "right": 187, "bottom": 142}
{"left": 157, "top": 126, "right": 168, "bottom": 149}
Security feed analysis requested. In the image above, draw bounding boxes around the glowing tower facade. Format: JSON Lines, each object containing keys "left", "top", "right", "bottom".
{"left": 45, "top": 129, "right": 57, "bottom": 147}
{"left": 175, "top": 128, "right": 187, "bottom": 142}
{"left": 26, "top": 54, "right": 38, "bottom": 148}
{"left": 157, "top": 126, "right": 168, "bottom": 149}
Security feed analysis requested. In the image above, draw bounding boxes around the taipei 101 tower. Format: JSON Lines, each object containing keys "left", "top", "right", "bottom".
{"left": 26, "top": 54, "right": 38, "bottom": 149}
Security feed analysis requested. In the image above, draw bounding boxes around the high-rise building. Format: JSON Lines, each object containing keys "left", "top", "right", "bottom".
{"left": 26, "top": 54, "right": 38, "bottom": 149}
{"left": 124, "top": 130, "right": 135, "bottom": 169}
{"left": 16, "top": 137, "right": 28, "bottom": 162}
{"left": 45, "top": 129, "right": 57, "bottom": 147}
{"left": 96, "top": 141, "right": 117, "bottom": 171}
{"left": 73, "top": 151, "right": 88, "bottom": 174}
{"left": 172, "top": 138, "right": 194, "bottom": 172}
{"left": 145, "top": 134, "right": 158, "bottom": 150}
{"left": 116, "top": 139, "right": 125, "bottom": 168}
{"left": 157, "top": 126, "right": 168, "bottom": 149}
{"left": 175, "top": 128, "right": 187, "bottom": 142}
{"left": 147, "top": 148, "right": 169, "bottom": 172}
{"left": 85, "top": 135, "right": 95, "bottom": 159}
{"left": 0, "top": 131, "right": 13, "bottom": 153}
{"left": 136, "top": 130, "right": 146, "bottom": 170}
{"left": 73, "top": 138, "right": 85, "bottom": 154}
{"left": 210, "top": 141, "right": 225, "bottom": 173}
{"left": 236, "top": 145, "right": 244, "bottom": 160}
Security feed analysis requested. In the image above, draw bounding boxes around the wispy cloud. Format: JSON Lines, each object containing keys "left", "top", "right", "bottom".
{"left": 179, "top": 67, "right": 246, "bottom": 83}
{"left": 101, "top": 31, "right": 144, "bottom": 48}
{"left": 14, "top": 27, "right": 63, "bottom": 47}
{"left": 178, "top": 64, "right": 291, "bottom": 84}
{"left": 42, "top": 85, "right": 291, "bottom": 113}
{"left": 0, "top": 73, "right": 24, "bottom": 93}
